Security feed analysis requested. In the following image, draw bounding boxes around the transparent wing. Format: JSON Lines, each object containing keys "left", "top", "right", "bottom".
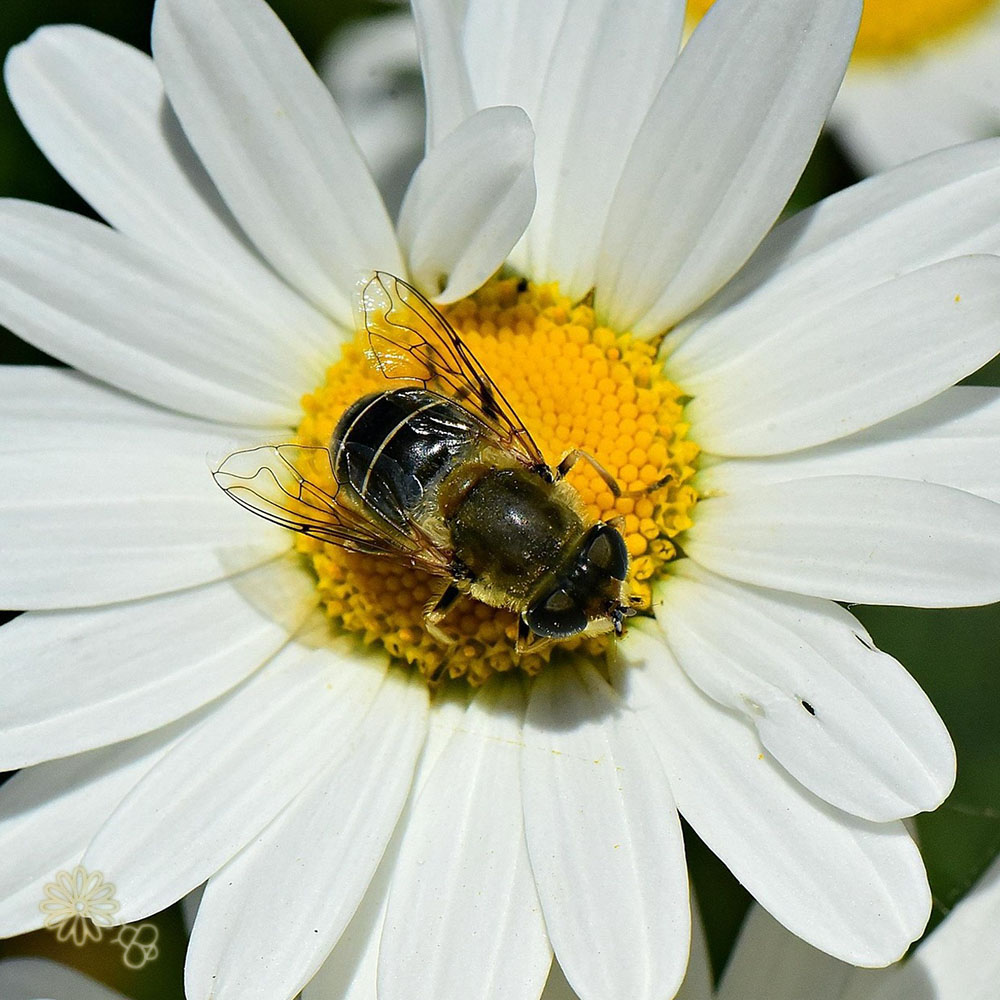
{"left": 360, "top": 271, "right": 550, "bottom": 473}
{"left": 214, "top": 444, "right": 453, "bottom": 575}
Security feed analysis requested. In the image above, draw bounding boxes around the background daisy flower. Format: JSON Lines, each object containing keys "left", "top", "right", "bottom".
{"left": 688, "top": 0, "right": 1000, "bottom": 174}
{"left": 2, "top": 1, "right": 1000, "bottom": 1000}
{"left": 831, "top": 0, "right": 1000, "bottom": 174}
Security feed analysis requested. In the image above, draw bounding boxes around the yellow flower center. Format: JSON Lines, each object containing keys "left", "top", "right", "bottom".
{"left": 295, "top": 277, "right": 699, "bottom": 684}
{"left": 686, "top": 0, "right": 997, "bottom": 60}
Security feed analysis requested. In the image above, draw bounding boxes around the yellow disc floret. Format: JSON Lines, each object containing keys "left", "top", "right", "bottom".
{"left": 295, "top": 276, "right": 699, "bottom": 684}
{"left": 687, "top": 0, "right": 997, "bottom": 61}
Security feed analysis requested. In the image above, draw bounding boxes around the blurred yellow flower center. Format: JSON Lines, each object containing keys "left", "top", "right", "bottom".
{"left": 687, "top": 0, "right": 997, "bottom": 60}
{"left": 295, "top": 277, "right": 699, "bottom": 684}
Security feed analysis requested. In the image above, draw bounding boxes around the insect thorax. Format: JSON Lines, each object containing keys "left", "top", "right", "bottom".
{"left": 445, "top": 467, "right": 586, "bottom": 606}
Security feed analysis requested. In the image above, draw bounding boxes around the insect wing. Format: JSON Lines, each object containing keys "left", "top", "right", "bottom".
{"left": 213, "top": 444, "right": 450, "bottom": 573}
{"left": 360, "top": 271, "right": 549, "bottom": 472}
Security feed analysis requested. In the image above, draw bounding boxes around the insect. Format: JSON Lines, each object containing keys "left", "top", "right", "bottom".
{"left": 215, "top": 272, "right": 653, "bottom": 660}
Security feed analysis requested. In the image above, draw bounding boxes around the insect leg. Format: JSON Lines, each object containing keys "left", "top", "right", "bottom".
{"left": 424, "top": 583, "right": 463, "bottom": 646}
{"left": 556, "top": 449, "right": 673, "bottom": 498}
{"left": 628, "top": 471, "right": 675, "bottom": 497}
{"left": 515, "top": 616, "right": 558, "bottom": 655}
{"left": 515, "top": 615, "right": 534, "bottom": 654}
{"left": 556, "top": 449, "right": 622, "bottom": 496}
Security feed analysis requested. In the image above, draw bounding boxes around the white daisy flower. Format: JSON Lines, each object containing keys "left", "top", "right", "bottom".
{"left": 2, "top": 1, "right": 1000, "bottom": 999}
{"left": 688, "top": 0, "right": 1000, "bottom": 174}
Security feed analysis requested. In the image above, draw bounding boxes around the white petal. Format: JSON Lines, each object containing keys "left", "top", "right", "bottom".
{"left": 4, "top": 25, "right": 230, "bottom": 266}
{"left": 699, "top": 386, "right": 1000, "bottom": 504}
{"left": 301, "top": 868, "right": 388, "bottom": 1000}
{"left": 462, "top": 0, "right": 568, "bottom": 123}
{"left": 303, "top": 688, "right": 471, "bottom": 1000}
{"left": 298, "top": 695, "right": 475, "bottom": 1000}
{"left": 657, "top": 563, "right": 955, "bottom": 822}
{"left": 459, "top": 0, "right": 568, "bottom": 276}
{"left": 0, "top": 556, "right": 316, "bottom": 768}
{"left": 83, "top": 633, "right": 388, "bottom": 922}
{"left": 3, "top": 25, "right": 338, "bottom": 344}
{"left": 676, "top": 255, "right": 1000, "bottom": 456}
{"left": 411, "top": 0, "right": 475, "bottom": 148}
{"left": 319, "top": 13, "right": 424, "bottom": 218}
{"left": 378, "top": 677, "right": 551, "bottom": 1000}
{"left": 616, "top": 627, "right": 931, "bottom": 966}
{"left": 0, "top": 958, "right": 128, "bottom": 1000}
{"left": 686, "top": 475, "right": 1000, "bottom": 607}
{"left": 519, "top": 0, "right": 684, "bottom": 297}
{"left": 673, "top": 137, "right": 1000, "bottom": 362}
{"left": 397, "top": 106, "right": 535, "bottom": 303}
{"left": 863, "top": 853, "right": 1000, "bottom": 1000}
{"left": 596, "top": 0, "right": 861, "bottom": 335}
{"left": 151, "top": 0, "right": 403, "bottom": 325}
{"left": 0, "top": 720, "right": 196, "bottom": 936}
{"left": 523, "top": 662, "right": 690, "bottom": 1000}
{"left": 0, "top": 367, "right": 255, "bottom": 454}
{"left": 186, "top": 670, "right": 427, "bottom": 1000}
{"left": 0, "top": 200, "right": 321, "bottom": 425}
{"left": 0, "top": 443, "right": 286, "bottom": 610}
{"left": 716, "top": 905, "right": 855, "bottom": 1000}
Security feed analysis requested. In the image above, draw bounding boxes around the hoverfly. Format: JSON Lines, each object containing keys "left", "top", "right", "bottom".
{"left": 215, "top": 272, "right": 647, "bottom": 656}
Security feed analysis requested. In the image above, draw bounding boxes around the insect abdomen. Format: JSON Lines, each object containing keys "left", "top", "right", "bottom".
{"left": 331, "top": 388, "right": 486, "bottom": 532}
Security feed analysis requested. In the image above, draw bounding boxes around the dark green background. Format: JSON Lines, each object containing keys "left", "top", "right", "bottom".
{"left": 1, "top": 2, "right": 998, "bottom": 997}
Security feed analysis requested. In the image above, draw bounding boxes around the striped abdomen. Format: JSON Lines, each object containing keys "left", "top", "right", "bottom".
{"left": 330, "top": 388, "right": 487, "bottom": 532}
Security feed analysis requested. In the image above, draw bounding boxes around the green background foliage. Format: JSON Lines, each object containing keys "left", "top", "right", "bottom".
{"left": 1, "top": 2, "right": 998, "bottom": 996}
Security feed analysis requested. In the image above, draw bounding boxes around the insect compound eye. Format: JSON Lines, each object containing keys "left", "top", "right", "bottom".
{"left": 583, "top": 524, "right": 629, "bottom": 581}
{"left": 524, "top": 588, "right": 589, "bottom": 639}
